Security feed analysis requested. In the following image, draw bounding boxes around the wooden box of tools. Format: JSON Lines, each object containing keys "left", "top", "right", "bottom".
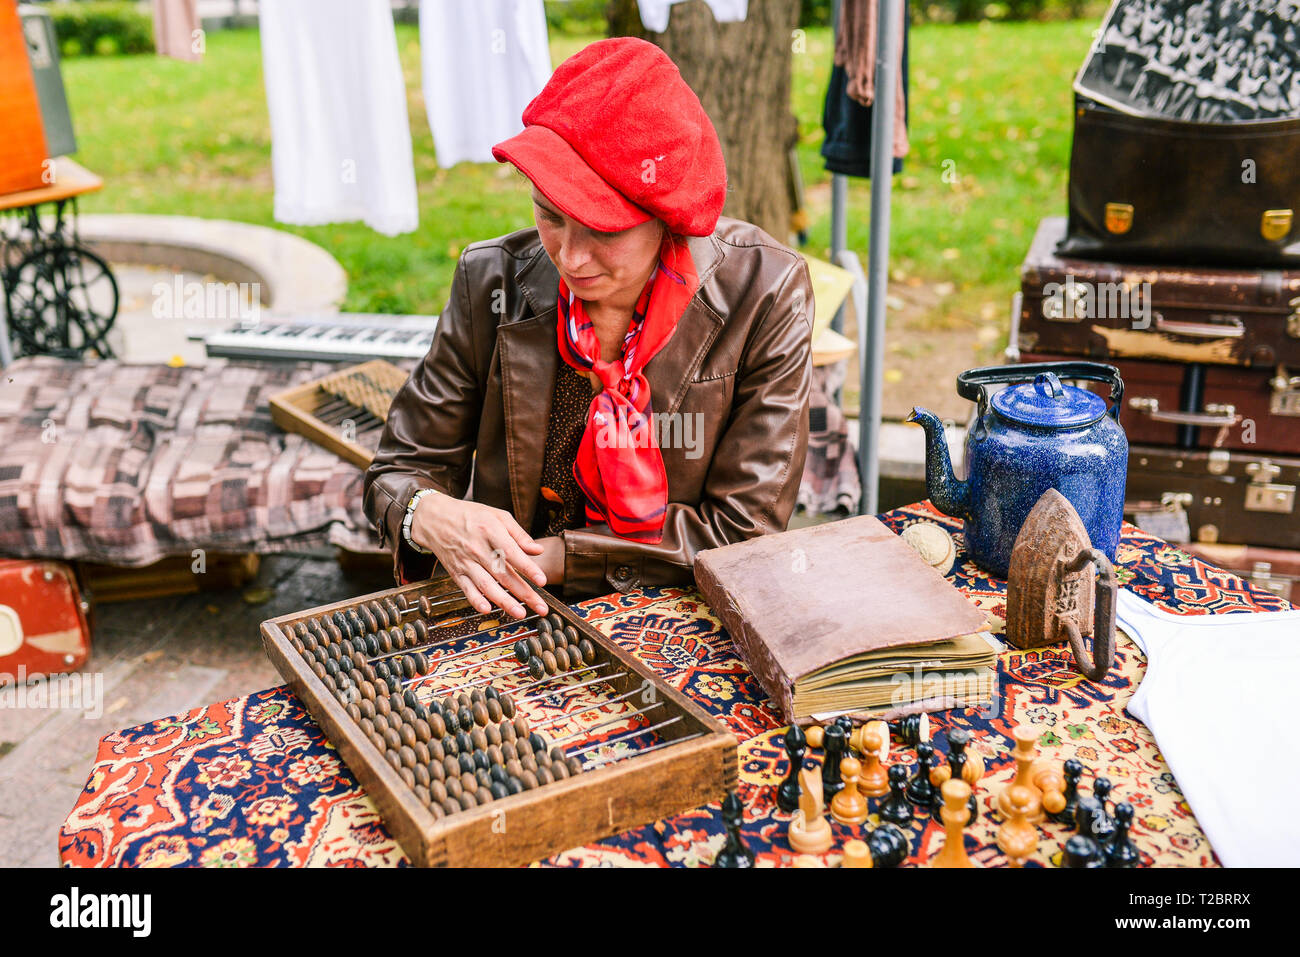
{"left": 269, "top": 359, "right": 408, "bottom": 468}
{"left": 260, "top": 577, "right": 737, "bottom": 867}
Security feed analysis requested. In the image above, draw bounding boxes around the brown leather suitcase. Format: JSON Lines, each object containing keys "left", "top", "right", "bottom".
{"left": 1181, "top": 542, "right": 1300, "bottom": 607}
{"left": 1020, "top": 351, "right": 1300, "bottom": 455}
{"left": 1018, "top": 217, "right": 1300, "bottom": 369}
{"left": 1125, "top": 445, "right": 1299, "bottom": 550}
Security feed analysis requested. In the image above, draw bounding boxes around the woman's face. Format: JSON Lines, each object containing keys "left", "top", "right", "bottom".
{"left": 532, "top": 189, "right": 663, "bottom": 307}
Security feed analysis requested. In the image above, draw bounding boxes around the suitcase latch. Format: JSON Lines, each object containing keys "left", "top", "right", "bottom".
{"left": 1250, "top": 562, "right": 1291, "bottom": 599}
{"left": 1289, "top": 298, "right": 1300, "bottom": 339}
{"left": 1245, "top": 460, "right": 1296, "bottom": 513}
{"left": 1262, "top": 210, "right": 1294, "bottom": 242}
{"left": 1105, "top": 203, "right": 1134, "bottom": 235}
{"left": 1270, "top": 366, "right": 1300, "bottom": 417}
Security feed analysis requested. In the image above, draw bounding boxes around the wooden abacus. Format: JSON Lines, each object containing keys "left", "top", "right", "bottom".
{"left": 268, "top": 359, "right": 410, "bottom": 468}
{"left": 261, "top": 574, "right": 738, "bottom": 867}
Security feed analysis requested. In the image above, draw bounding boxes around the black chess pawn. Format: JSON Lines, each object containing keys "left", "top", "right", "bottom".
{"left": 1074, "top": 795, "right": 1103, "bottom": 835}
{"left": 878, "top": 764, "right": 914, "bottom": 827}
{"left": 894, "top": 713, "right": 928, "bottom": 748}
{"left": 835, "top": 714, "right": 855, "bottom": 740}
{"left": 865, "top": 823, "right": 910, "bottom": 868}
{"left": 1104, "top": 802, "right": 1140, "bottom": 869}
{"left": 776, "top": 724, "right": 807, "bottom": 814}
{"left": 1090, "top": 776, "right": 1116, "bottom": 844}
{"left": 1051, "top": 758, "right": 1084, "bottom": 825}
{"left": 714, "top": 791, "right": 755, "bottom": 868}
{"left": 822, "top": 721, "right": 848, "bottom": 800}
{"left": 906, "top": 741, "right": 935, "bottom": 807}
{"left": 1061, "top": 834, "right": 1105, "bottom": 868}
{"left": 930, "top": 729, "right": 979, "bottom": 823}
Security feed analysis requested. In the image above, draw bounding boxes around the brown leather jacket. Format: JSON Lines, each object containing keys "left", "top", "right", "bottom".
{"left": 363, "top": 216, "right": 813, "bottom": 597}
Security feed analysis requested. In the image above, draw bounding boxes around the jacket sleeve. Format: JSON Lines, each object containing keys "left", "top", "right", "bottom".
{"left": 559, "top": 258, "right": 813, "bottom": 596}
{"left": 363, "top": 253, "right": 482, "bottom": 583}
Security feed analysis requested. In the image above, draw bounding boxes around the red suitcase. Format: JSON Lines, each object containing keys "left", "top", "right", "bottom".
{"left": 1019, "top": 351, "right": 1300, "bottom": 455}
{"left": 0, "top": 559, "right": 92, "bottom": 684}
{"left": 1018, "top": 217, "right": 1300, "bottom": 369}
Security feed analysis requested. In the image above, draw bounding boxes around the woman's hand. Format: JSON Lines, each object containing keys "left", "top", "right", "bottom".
{"left": 410, "top": 493, "right": 550, "bottom": 619}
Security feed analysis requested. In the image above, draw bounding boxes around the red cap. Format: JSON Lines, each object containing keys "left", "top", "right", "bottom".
{"left": 492, "top": 37, "right": 726, "bottom": 237}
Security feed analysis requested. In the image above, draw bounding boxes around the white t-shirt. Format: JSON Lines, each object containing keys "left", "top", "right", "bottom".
{"left": 637, "top": 0, "right": 750, "bottom": 33}
{"left": 1117, "top": 590, "right": 1300, "bottom": 867}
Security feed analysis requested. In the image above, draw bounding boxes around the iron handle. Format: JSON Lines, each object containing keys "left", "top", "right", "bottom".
{"left": 1058, "top": 548, "right": 1116, "bottom": 682}
{"left": 1128, "top": 397, "right": 1239, "bottom": 426}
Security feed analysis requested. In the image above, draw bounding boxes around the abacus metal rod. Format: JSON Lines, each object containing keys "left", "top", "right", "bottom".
{"left": 436, "top": 660, "right": 610, "bottom": 698}
{"left": 582, "top": 732, "right": 706, "bottom": 770}
{"left": 513, "top": 671, "right": 618, "bottom": 706}
{"left": 538, "top": 697, "right": 664, "bottom": 739}
{"left": 566, "top": 716, "right": 683, "bottom": 760}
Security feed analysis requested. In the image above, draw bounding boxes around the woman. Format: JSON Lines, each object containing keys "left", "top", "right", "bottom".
{"left": 363, "top": 37, "right": 812, "bottom": 620}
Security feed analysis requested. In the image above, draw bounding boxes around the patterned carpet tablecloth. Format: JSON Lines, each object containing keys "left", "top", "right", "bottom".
{"left": 59, "top": 502, "right": 1293, "bottom": 868}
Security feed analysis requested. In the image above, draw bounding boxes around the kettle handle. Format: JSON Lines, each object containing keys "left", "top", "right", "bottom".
{"left": 957, "top": 361, "right": 1124, "bottom": 423}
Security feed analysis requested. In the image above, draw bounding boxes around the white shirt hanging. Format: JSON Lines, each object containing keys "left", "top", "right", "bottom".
{"left": 259, "top": 0, "right": 419, "bottom": 236}
{"left": 637, "top": 0, "right": 750, "bottom": 33}
{"left": 420, "top": 0, "right": 552, "bottom": 169}
{"left": 1116, "top": 589, "right": 1300, "bottom": 867}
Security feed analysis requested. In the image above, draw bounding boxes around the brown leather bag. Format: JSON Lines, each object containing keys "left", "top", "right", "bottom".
{"left": 1060, "top": 97, "right": 1300, "bottom": 268}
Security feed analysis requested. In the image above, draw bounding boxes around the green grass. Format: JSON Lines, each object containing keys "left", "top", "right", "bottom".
{"left": 64, "top": 21, "right": 1097, "bottom": 318}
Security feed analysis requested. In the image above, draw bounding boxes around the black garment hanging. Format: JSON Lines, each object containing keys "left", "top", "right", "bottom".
{"left": 820, "top": 3, "right": 909, "bottom": 179}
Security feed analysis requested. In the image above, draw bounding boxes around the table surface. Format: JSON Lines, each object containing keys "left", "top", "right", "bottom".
{"left": 59, "top": 502, "right": 1293, "bottom": 868}
{"left": 0, "top": 158, "right": 102, "bottom": 212}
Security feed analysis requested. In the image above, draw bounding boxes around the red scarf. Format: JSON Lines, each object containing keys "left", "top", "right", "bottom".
{"left": 556, "top": 235, "right": 698, "bottom": 543}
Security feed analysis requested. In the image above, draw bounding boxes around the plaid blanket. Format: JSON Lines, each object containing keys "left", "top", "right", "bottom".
{"left": 0, "top": 357, "right": 378, "bottom": 565}
{"left": 0, "top": 356, "right": 860, "bottom": 566}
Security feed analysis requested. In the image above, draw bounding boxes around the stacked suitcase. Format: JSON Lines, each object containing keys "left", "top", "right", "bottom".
{"left": 1011, "top": 217, "right": 1300, "bottom": 594}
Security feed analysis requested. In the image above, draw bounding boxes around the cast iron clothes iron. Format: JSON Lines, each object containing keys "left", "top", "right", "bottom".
{"left": 908, "top": 361, "right": 1128, "bottom": 577}
{"left": 1005, "top": 489, "right": 1117, "bottom": 681}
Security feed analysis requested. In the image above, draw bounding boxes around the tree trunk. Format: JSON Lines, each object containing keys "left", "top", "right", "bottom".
{"left": 606, "top": 0, "right": 801, "bottom": 241}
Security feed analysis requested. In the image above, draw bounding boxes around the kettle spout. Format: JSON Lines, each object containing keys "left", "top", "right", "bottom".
{"left": 906, "top": 407, "right": 970, "bottom": 519}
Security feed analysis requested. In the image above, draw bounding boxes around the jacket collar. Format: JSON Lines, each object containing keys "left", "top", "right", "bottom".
{"left": 499, "top": 231, "right": 725, "bottom": 526}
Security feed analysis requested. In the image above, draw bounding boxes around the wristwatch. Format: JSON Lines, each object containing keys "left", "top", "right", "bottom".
{"left": 402, "top": 488, "right": 438, "bottom": 555}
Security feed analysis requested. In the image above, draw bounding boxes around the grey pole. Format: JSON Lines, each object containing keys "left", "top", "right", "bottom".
{"left": 858, "top": 0, "right": 901, "bottom": 516}
{"left": 829, "top": 0, "right": 847, "bottom": 336}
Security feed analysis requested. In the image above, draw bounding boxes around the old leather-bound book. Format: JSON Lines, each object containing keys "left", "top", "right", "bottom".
{"left": 693, "top": 515, "right": 995, "bottom": 724}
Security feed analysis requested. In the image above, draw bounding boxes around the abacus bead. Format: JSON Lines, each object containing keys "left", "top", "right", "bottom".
{"left": 550, "top": 746, "right": 566, "bottom": 763}
{"left": 445, "top": 776, "right": 463, "bottom": 799}
{"left": 390, "top": 693, "right": 405, "bottom": 713}
{"left": 485, "top": 723, "right": 502, "bottom": 747}
{"left": 527, "top": 656, "right": 545, "bottom": 680}
{"left": 539, "top": 632, "right": 556, "bottom": 653}
{"left": 537, "top": 618, "right": 552, "bottom": 635}
{"left": 311, "top": 661, "right": 327, "bottom": 680}
{"left": 458, "top": 791, "right": 478, "bottom": 811}
{"left": 399, "top": 766, "right": 415, "bottom": 789}
{"left": 553, "top": 645, "right": 571, "bottom": 671}
{"left": 383, "top": 598, "right": 400, "bottom": 626}
{"left": 413, "top": 619, "right": 428, "bottom": 643}
{"left": 413, "top": 718, "right": 432, "bottom": 743}
{"left": 475, "top": 768, "right": 493, "bottom": 791}
{"left": 529, "top": 732, "right": 548, "bottom": 753}
{"left": 346, "top": 703, "right": 362, "bottom": 723}
{"left": 490, "top": 781, "right": 509, "bottom": 801}
{"left": 427, "top": 760, "right": 445, "bottom": 784}
{"left": 385, "top": 750, "right": 402, "bottom": 772}
{"left": 458, "top": 752, "right": 475, "bottom": 775}
{"left": 400, "top": 746, "right": 417, "bottom": 770}
{"left": 514, "top": 639, "right": 530, "bottom": 662}
{"left": 376, "top": 630, "right": 392, "bottom": 655}
{"left": 359, "top": 717, "right": 376, "bottom": 737}
{"left": 548, "top": 613, "right": 564, "bottom": 630}
{"left": 470, "top": 727, "right": 488, "bottom": 752}
{"left": 567, "top": 757, "right": 582, "bottom": 775}
{"left": 499, "top": 694, "right": 516, "bottom": 719}
{"left": 413, "top": 783, "right": 430, "bottom": 806}
{"left": 290, "top": 636, "right": 304, "bottom": 654}
{"left": 428, "top": 738, "right": 446, "bottom": 764}
{"left": 456, "top": 731, "right": 473, "bottom": 754}
{"left": 359, "top": 699, "right": 376, "bottom": 721}
{"left": 535, "top": 765, "right": 554, "bottom": 786}
{"left": 321, "top": 674, "right": 337, "bottom": 693}
{"left": 444, "top": 755, "right": 460, "bottom": 779}
{"left": 412, "top": 651, "right": 429, "bottom": 675}
{"left": 550, "top": 759, "right": 569, "bottom": 780}
{"left": 400, "top": 706, "right": 418, "bottom": 726}
{"left": 506, "top": 776, "right": 524, "bottom": 796}
{"left": 502, "top": 741, "right": 518, "bottom": 762}
{"left": 541, "top": 650, "right": 558, "bottom": 674}
{"left": 360, "top": 604, "right": 377, "bottom": 633}
{"left": 458, "top": 706, "right": 473, "bottom": 731}
{"left": 428, "top": 713, "right": 447, "bottom": 739}
{"left": 374, "top": 696, "right": 390, "bottom": 717}
{"left": 460, "top": 771, "right": 478, "bottom": 794}
{"left": 515, "top": 717, "right": 531, "bottom": 740}
{"left": 399, "top": 724, "right": 417, "bottom": 749}
{"left": 430, "top": 778, "right": 448, "bottom": 803}
{"left": 472, "top": 702, "right": 489, "bottom": 727}
{"left": 383, "top": 728, "right": 402, "bottom": 751}
{"left": 413, "top": 741, "right": 431, "bottom": 768}
{"left": 441, "top": 797, "right": 461, "bottom": 816}
{"left": 369, "top": 731, "right": 386, "bottom": 753}
{"left": 488, "top": 750, "right": 506, "bottom": 774}
{"left": 578, "top": 638, "right": 596, "bottom": 664}
{"left": 486, "top": 698, "right": 503, "bottom": 723}
{"left": 520, "top": 770, "right": 540, "bottom": 790}
{"left": 519, "top": 749, "right": 538, "bottom": 772}
{"left": 506, "top": 758, "right": 524, "bottom": 779}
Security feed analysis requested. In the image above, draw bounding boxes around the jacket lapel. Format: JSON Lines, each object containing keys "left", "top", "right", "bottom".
{"left": 504, "top": 232, "right": 726, "bottom": 523}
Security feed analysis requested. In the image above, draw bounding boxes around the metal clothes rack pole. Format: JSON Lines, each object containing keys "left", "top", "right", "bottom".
{"left": 828, "top": 0, "right": 901, "bottom": 517}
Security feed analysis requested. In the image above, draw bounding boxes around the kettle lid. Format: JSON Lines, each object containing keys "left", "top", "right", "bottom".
{"left": 991, "top": 372, "right": 1107, "bottom": 428}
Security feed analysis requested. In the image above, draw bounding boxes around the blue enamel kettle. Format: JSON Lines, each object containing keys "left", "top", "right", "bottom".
{"left": 908, "top": 361, "right": 1128, "bottom": 578}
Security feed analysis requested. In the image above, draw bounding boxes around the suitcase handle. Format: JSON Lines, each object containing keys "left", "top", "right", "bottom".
{"left": 957, "top": 361, "right": 1124, "bottom": 423}
{"left": 1153, "top": 315, "right": 1244, "bottom": 338}
{"left": 1128, "top": 397, "right": 1240, "bottom": 427}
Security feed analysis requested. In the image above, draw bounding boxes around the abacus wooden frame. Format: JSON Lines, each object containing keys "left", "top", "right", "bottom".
{"left": 261, "top": 578, "right": 739, "bottom": 867}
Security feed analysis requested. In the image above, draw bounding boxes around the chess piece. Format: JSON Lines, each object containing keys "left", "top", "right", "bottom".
{"left": 997, "top": 784, "right": 1039, "bottom": 868}
{"left": 835, "top": 714, "right": 855, "bottom": 741}
{"left": 1031, "top": 759, "right": 1068, "bottom": 818}
{"left": 1051, "top": 758, "right": 1083, "bottom": 825}
{"left": 878, "top": 764, "right": 914, "bottom": 827}
{"left": 895, "top": 712, "right": 930, "bottom": 748}
{"left": 865, "top": 823, "right": 910, "bottom": 868}
{"left": 789, "top": 767, "right": 833, "bottom": 855}
{"left": 931, "top": 779, "right": 975, "bottom": 868}
{"left": 857, "top": 727, "right": 890, "bottom": 797}
{"left": 822, "top": 721, "right": 848, "bottom": 800}
{"left": 931, "top": 728, "right": 979, "bottom": 823}
{"left": 777, "top": 724, "right": 807, "bottom": 814}
{"left": 906, "top": 740, "right": 936, "bottom": 807}
{"left": 1061, "top": 834, "right": 1105, "bottom": 868}
{"left": 841, "top": 839, "right": 873, "bottom": 868}
{"left": 831, "top": 756, "right": 870, "bottom": 826}
{"left": 714, "top": 790, "right": 755, "bottom": 868}
{"left": 998, "top": 725, "right": 1044, "bottom": 822}
{"left": 1089, "top": 776, "right": 1116, "bottom": 844}
{"left": 1104, "top": 802, "right": 1140, "bottom": 868}
{"left": 805, "top": 724, "right": 825, "bottom": 749}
